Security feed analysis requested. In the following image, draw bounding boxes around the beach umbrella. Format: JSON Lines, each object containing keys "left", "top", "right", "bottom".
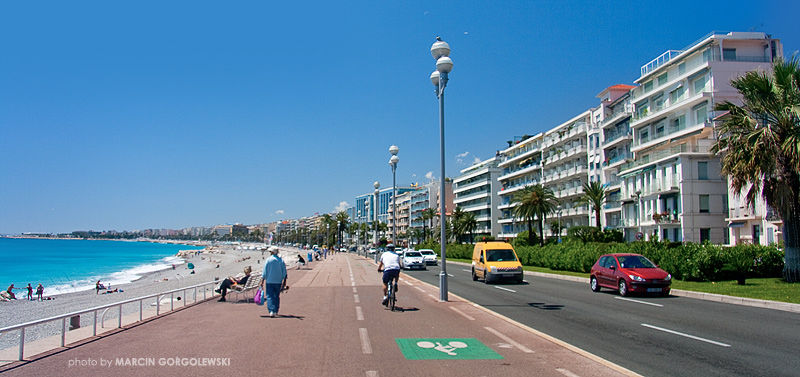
{"left": 187, "top": 263, "right": 195, "bottom": 270}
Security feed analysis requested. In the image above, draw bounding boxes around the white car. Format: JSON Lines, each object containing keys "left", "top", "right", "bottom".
{"left": 401, "top": 251, "right": 426, "bottom": 270}
{"left": 419, "top": 249, "right": 438, "bottom": 266}
{"left": 368, "top": 248, "right": 378, "bottom": 255}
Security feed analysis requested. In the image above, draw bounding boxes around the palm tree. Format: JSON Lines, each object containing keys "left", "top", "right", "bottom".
{"left": 461, "top": 212, "right": 478, "bottom": 243}
{"left": 712, "top": 56, "right": 800, "bottom": 282}
{"left": 335, "top": 211, "right": 350, "bottom": 246}
{"left": 451, "top": 207, "right": 466, "bottom": 243}
{"left": 513, "top": 184, "right": 558, "bottom": 246}
{"left": 421, "top": 208, "right": 438, "bottom": 241}
{"left": 577, "top": 181, "right": 607, "bottom": 229}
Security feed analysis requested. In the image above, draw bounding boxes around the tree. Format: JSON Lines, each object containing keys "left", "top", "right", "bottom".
{"left": 577, "top": 181, "right": 607, "bottom": 229}
{"left": 421, "top": 208, "right": 438, "bottom": 241}
{"left": 513, "top": 184, "right": 558, "bottom": 246}
{"left": 712, "top": 56, "right": 800, "bottom": 282}
{"left": 451, "top": 207, "right": 466, "bottom": 242}
{"left": 460, "top": 212, "right": 478, "bottom": 244}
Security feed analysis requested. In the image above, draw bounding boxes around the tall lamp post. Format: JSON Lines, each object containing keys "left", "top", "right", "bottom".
{"left": 634, "top": 189, "right": 642, "bottom": 240}
{"left": 389, "top": 145, "right": 399, "bottom": 246}
{"left": 373, "top": 182, "right": 380, "bottom": 260}
{"left": 430, "top": 36, "right": 453, "bottom": 302}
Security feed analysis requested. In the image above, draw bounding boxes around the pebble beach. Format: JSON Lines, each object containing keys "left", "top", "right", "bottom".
{"left": 0, "top": 243, "right": 300, "bottom": 352}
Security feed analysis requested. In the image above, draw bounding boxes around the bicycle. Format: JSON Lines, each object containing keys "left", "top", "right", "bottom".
{"left": 379, "top": 268, "right": 399, "bottom": 311}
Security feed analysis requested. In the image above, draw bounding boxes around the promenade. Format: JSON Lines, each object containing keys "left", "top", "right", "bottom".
{"left": 0, "top": 252, "right": 639, "bottom": 377}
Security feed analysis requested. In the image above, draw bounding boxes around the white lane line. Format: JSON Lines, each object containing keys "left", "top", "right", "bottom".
{"left": 447, "top": 273, "right": 454, "bottom": 277}
{"left": 428, "top": 293, "right": 438, "bottom": 300}
{"left": 414, "top": 286, "right": 425, "bottom": 292}
{"left": 484, "top": 327, "right": 533, "bottom": 353}
{"left": 366, "top": 371, "right": 379, "bottom": 377}
{"left": 494, "top": 286, "right": 516, "bottom": 293}
{"left": 450, "top": 306, "right": 475, "bottom": 321}
{"left": 352, "top": 287, "right": 357, "bottom": 293}
{"left": 616, "top": 297, "right": 663, "bottom": 307}
{"left": 356, "top": 306, "right": 364, "bottom": 321}
{"left": 641, "top": 324, "right": 731, "bottom": 347}
{"left": 556, "top": 368, "right": 581, "bottom": 377}
{"left": 351, "top": 282, "right": 356, "bottom": 286}
{"left": 354, "top": 294, "right": 360, "bottom": 303}
{"left": 462, "top": 269, "right": 471, "bottom": 272}
{"left": 359, "top": 328, "right": 373, "bottom": 354}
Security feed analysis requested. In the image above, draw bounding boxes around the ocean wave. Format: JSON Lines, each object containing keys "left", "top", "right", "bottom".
{"left": 45, "top": 256, "right": 186, "bottom": 295}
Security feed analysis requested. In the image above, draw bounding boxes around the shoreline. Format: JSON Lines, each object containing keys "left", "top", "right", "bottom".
{"left": 0, "top": 244, "right": 300, "bottom": 351}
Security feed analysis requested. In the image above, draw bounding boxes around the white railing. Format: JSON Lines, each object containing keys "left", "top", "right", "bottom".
{"left": 0, "top": 280, "right": 219, "bottom": 361}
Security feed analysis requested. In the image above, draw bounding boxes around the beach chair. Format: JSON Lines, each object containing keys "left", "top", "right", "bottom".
{"left": 229, "top": 273, "right": 262, "bottom": 303}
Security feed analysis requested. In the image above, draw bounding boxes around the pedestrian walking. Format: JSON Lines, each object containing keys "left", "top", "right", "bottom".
{"left": 261, "top": 246, "right": 288, "bottom": 317}
{"left": 26, "top": 283, "right": 33, "bottom": 300}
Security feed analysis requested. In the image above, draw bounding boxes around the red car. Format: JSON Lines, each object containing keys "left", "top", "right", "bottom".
{"left": 590, "top": 253, "right": 672, "bottom": 296}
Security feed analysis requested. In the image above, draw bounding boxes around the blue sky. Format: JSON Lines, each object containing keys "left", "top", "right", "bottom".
{"left": 2, "top": 1, "right": 798, "bottom": 234}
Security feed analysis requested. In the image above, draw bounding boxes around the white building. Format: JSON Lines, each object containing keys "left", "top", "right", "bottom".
{"left": 453, "top": 156, "right": 502, "bottom": 239}
{"left": 618, "top": 31, "right": 782, "bottom": 243}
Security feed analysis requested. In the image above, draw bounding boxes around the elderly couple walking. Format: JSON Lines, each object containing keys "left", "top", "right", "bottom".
{"left": 261, "top": 247, "right": 288, "bottom": 317}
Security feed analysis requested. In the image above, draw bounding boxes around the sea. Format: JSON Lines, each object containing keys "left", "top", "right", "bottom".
{"left": 0, "top": 238, "right": 203, "bottom": 296}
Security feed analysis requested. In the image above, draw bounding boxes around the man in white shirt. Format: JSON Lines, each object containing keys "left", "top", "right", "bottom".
{"left": 377, "top": 244, "right": 403, "bottom": 306}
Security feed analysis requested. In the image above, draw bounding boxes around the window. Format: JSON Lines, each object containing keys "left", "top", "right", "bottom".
{"left": 724, "top": 228, "right": 730, "bottom": 245}
{"left": 671, "top": 115, "right": 685, "bottom": 132}
{"left": 669, "top": 86, "right": 685, "bottom": 104}
{"left": 694, "top": 102, "right": 708, "bottom": 126}
{"left": 722, "top": 194, "right": 729, "bottom": 213}
{"left": 699, "top": 195, "right": 710, "bottom": 213}
{"left": 679, "top": 63, "right": 686, "bottom": 75}
{"left": 700, "top": 228, "right": 711, "bottom": 242}
{"left": 753, "top": 225, "right": 761, "bottom": 245}
{"left": 640, "top": 129, "right": 649, "bottom": 143}
{"left": 694, "top": 76, "right": 707, "bottom": 94}
{"left": 723, "top": 48, "right": 736, "bottom": 61}
{"left": 698, "top": 161, "right": 708, "bottom": 180}
{"left": 644, "top": 80, "right": 653, "bottom": 92}
{"left": 657, "top": 73, "right": 668, "bottom": 86}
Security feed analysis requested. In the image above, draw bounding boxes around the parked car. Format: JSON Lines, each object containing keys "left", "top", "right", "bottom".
{"left": 401, "top": 251, "right": 426, "bottom": 270}
{"left": 419, "top": 249, "right": 438, "bottom": 265}
{"left": 590, "top": 253, "right": 672, "bottom": 296}
{"left": 368, "top": 248, "right": 378, "bottom": 255}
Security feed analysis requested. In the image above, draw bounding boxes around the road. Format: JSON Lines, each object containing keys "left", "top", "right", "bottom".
{"left": 403, "top": 263, "right": 800, "bottom": 377}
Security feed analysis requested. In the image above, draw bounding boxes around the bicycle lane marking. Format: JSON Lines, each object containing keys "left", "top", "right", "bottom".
{"left": 484, "top": 326, "right": 534, "bottom": 353}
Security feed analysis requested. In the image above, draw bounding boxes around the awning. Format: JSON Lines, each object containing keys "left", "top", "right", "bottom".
{"left": 728, "top": 221, "right": 745, "bottom": 228}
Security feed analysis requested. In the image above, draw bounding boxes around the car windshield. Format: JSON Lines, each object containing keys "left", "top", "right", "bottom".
{"left": 617, "top": 255, "right": 657, "bottom": 269}
{"left": 420, "top": 250, "right": 435, "bottom": 255}
{"left": 486, "top": 249, "right": 517, "bottom": 262}
{"left": 405, "top": 252, "right": 422, "bottom": 257}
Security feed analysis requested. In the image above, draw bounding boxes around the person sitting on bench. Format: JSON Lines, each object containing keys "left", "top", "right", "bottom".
{"left": 215, "top": 266, "right": 252, "bottom": 302}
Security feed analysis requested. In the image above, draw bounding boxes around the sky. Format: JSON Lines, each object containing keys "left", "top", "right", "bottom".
{"left": 1, "top": 0, "right": 798, "bottom": 235}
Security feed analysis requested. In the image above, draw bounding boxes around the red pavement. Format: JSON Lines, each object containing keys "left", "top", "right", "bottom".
{"left": 0, "top": 253, "right": 640, "bottom": 377}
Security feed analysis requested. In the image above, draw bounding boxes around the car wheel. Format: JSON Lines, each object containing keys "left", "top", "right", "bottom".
{"left": 590, "top": 277, "right": 601, "bottom": 292}
{"left": 484, "top": 273, "right": 491, "bottom": 284}
{"left": 471, "top": 268, "right": 477, "bottom": 281}
{"left": 618, "top": 280, "right": 629, "bottom": 297}
{"left": 661, "top": 288, "right": 671, "bottom": 297}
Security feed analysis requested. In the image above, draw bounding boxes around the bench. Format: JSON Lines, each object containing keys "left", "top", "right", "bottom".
{"left": 229, "top": 273, "right": 262, "bottom": 303}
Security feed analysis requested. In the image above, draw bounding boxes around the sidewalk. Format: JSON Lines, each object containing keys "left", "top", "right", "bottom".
{"left": 0, "top": 253, "right": 641, "bottom": 377}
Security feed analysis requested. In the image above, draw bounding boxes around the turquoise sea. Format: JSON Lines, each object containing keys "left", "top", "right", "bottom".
{"left": 0, "top": 238, "right": 203, "bottom": 295}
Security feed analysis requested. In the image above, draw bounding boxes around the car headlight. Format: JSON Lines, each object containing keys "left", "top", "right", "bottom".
{"left": 629, "top": 274, "right": 646, "bottom": 282}
{"left": 490, "top": 266, "right": 496, "bottom": 272}
{"left": 665, "top": 274, "right": 672, "bottom": 281}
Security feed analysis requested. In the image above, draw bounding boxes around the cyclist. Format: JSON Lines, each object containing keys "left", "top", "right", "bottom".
{"left": 377, "top": 244, "right": 402, "bottom": 306}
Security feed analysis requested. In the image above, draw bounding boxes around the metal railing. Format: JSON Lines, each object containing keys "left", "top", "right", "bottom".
{"left": 0, "top": 280, "right": 218, "bottom": 361}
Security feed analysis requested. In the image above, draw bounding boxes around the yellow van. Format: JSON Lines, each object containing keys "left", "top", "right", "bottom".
{"left": 471, "top": 242, "right": 524, "bottom": 284}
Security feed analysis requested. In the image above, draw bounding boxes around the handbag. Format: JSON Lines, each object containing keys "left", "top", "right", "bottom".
{"left": 254, "top": 288, "right": 264, "bottom": 306}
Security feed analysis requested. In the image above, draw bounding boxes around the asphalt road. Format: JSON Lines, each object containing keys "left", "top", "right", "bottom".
{"left": 403, "top": 263, "right": 800, "bottom": 377}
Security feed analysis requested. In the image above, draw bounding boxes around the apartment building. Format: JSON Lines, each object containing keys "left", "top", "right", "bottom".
{"left": 453, "top": 156, "right": 502, "bottom": 239}
{"left": 497, "top": 133, "right": 545, "bottom": 239}
{"left": 618, "top": 31, "right": 782, "bottom": 243}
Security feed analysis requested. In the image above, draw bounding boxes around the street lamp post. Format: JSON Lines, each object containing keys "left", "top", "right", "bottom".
{"left": 430, "top": 36, "right": 453, "bottom": 302}
{"left": 374, "top": 181, "right": 380, "bottom": 262}
{"left": 634, "top": 189, "right": 642, "bottom": 240}
{"left": 557, "top": 204, "right": 562, "bottom": 243}
{"left": 389, "top": 145, "right": 399, "bottom": 246}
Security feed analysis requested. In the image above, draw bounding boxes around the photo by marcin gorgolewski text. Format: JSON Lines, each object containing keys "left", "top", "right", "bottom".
{"left": 67, "top": 357, "right": 231, "bottom": 368}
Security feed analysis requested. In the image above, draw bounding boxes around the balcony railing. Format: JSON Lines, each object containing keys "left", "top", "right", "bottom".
{"left": 619, "top": 144, "right": 711, "bottom": 174}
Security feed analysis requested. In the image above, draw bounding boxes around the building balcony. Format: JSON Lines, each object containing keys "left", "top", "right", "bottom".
{"left": 453, "top": 178, "right": 490, "bottom": 194}
{"left": 498, "top": 162, "right": 542, "bottom": 182}
{"left": 603, "top": 132, "right": 632, "bottom": 149}
{"left": 619, "top": 144, "right": 712, "bottom": 175}
{"left": 454, "top": 191, "right": 489, "bottom": 204}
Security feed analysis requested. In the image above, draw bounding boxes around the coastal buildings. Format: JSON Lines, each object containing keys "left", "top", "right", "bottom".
{"left": 453, "top": 156, "right": 501, "bottom": 239}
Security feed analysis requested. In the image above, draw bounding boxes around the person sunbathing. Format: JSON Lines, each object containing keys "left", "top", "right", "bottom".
{"left": 215, "top": 266, "right": 252, "bottom": 302}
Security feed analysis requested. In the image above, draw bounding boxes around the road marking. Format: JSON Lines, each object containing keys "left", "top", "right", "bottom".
{"left": 351, "top": 282, "right": 356, "bottom": 286}
{"left": 447, "top": 273, "right": 454, "bottom": 277}
{"left": 556, "top": 368, "right": 581, "bottom": 377}
{"left": 354, "top": 294, "right": 360, "bottom": 303}
{"left": 366, "top": 371, "right": 378, "bottom": 377}
{"left": 450, "top": 306, "right": 475, "bottom": 321}
{"left": 414, "top": 286, "right": 425, "bottom": 292}
{"left": 615, "top": 297, "right": 663, "bottom": 307}
{"left": 359, "top": 328, "right": 372, "bottom": 354}
{"left": 494, "top": 286, "right": 516, "bottom": 293}
{"left": 352, "top": 287, "right": 357, "bottom": 293}
{"left": 462, "top": 269, "right": 471, "bottom": 272}
{"left": 484, "top": 327, "right": 533, "bottom": 353}
{"left": 356, "top": 306, "right": 364, "bottom": 321}
{"left": 428, "top": 293, "right": 438, "bottom": 300}
{"left": 641, "top": 324, "right": 731, "bottom": 347}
